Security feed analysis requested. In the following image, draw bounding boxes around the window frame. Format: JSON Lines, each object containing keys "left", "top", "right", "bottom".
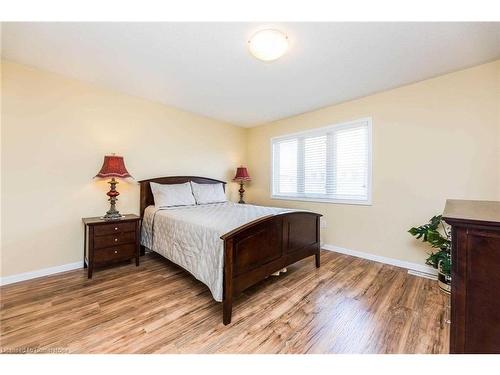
{"left": 270, "top": 117, "right": 373, "bottom": 206}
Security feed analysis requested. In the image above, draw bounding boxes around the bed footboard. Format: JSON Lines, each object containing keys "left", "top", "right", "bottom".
{"left": 220, "top": 211, "right": 322, "bottom": 325}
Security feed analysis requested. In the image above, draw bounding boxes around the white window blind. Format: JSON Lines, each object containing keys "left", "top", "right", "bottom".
{"left": 271, "top": 118, "right": 372, "bottom": 204}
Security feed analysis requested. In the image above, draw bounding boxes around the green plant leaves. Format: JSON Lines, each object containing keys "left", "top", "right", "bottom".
{"left": 408, "top": 214, "right": 452, "bottom": 276}
{"left": 425, "top": 251, "right": 451, "bottom": 269}
{"left": 408, "top": 215, "right": 442, "bottom": 241}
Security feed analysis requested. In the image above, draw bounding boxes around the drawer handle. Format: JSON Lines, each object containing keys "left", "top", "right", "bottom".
{"left": 114, "top": 238, "right": 118, "bottom": 242}
{"left": 114, "top": 250, "right": 118, "bottom": 254}
{"left": 114, "top": 227, "right": 118, "bottom": 231}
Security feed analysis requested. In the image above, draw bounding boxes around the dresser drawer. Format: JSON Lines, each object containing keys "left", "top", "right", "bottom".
{"left": 94, "top": 231, "right": 136, "bottom": 249}
{"left": 94, "top": 221, "right": 136, "bottom": 236}
{"left": 94, "top": 244, "right": 136, "bottom": 263}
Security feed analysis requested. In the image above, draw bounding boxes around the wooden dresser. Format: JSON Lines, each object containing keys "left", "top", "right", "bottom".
{"left": 442, "top": 199, "right": 500, "bottom": 354}
{"left": 82, "top": 214, "right": 141, "bottom": 278}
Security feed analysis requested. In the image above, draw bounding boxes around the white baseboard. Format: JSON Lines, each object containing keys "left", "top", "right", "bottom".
{"left": 1, "top": 246, "right": 437, "bottom": 286}
{"left": 322, "top": 244, "right": 438, "bottom": 280}
{"left": 0, "top": 261, "right": 83, "bottom": 286}
{"left": 407, "top": 269, "right": 438, "bottom": 280}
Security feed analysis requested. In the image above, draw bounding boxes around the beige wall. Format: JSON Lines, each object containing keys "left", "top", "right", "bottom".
{"left": 2, "top": 59, "right": 499, "bottom": 278}
{"left": 246, "top": 60, "right": 500, "bottom": 266}
{"left": 498, "top": 63, "right": 500, "bottom": 199}
{"left": 1, "top": 61, "right": 247, "bottom": 277}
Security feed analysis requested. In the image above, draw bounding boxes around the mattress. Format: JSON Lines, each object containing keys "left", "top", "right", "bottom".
{"left": 141, "top": 202, "right": 296, "bottom": 301}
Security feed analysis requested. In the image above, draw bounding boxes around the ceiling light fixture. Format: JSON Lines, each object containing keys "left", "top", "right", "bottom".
{"left": 248, "top": 29, "right": 288, "bottom": 62}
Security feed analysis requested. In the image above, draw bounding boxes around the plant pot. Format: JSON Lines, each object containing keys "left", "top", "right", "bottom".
{"left": 438, "top": 260, "right": 451, "bottom": 294}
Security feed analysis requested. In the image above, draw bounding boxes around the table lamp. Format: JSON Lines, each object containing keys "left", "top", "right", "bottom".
{"left": 233, "top": 166, "right": 251, "bottom": 204}
{"left": 95, "top": 154, "right": 132, "bottom": 219}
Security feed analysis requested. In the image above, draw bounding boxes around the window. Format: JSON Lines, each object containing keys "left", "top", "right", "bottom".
{"left": 271, "top": 118, "right": 372, "bottom": 205}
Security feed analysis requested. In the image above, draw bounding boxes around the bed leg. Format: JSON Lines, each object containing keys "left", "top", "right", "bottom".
{"left": 315, "top": 251, "right": 320, "bottom": 268}
{"left": 223, "top": 238, "right": 234, "bottom": 325}
{"left": 223, "top": 298, "right": 233, "bottom": 325}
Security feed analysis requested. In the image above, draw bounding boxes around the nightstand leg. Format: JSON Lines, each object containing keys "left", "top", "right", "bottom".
{"left": 83, "top": 226, "right": 87, "bottom": 268}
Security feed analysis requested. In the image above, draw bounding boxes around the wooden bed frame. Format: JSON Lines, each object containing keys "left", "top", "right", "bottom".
{"left": 139, "top": 176, "right": 322, "bottom": 325}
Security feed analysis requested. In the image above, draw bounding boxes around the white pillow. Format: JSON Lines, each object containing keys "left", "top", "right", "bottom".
{"left": 190, "top": 182, "right": 227, "bottom": 205}
{"left": 150, "top": 182, "right": 196, "bottom": 208}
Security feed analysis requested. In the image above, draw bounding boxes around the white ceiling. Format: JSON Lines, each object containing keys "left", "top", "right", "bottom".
{"left": 2, "top": 22, "right": 500, "bottom": 126}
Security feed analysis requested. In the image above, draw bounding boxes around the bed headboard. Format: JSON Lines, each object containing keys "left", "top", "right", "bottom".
{"left": 138, "top": 176, "right": 227, "bottom": 218}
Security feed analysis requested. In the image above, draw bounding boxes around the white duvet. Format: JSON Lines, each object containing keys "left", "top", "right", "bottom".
{"left": 141, "top": 202, "right": 297, "bottom": 301}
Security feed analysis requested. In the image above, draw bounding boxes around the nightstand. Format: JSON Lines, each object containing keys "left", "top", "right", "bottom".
{"left": 82, "top": 214, "right": 141, "bottom": 278}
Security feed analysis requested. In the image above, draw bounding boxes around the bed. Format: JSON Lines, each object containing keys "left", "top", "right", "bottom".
{"left": 139, "top": 176, "right": 322, "bottom": 325}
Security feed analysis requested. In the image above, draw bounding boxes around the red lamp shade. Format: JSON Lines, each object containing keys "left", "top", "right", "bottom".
{"left": 95, "top": 155, "right": 132, "bottom": 178}
{"left": 233, "top": 166, "right": 251, "bottom": 182}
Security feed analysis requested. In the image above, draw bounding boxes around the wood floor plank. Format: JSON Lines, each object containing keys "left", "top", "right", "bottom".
{"left": 0, "top": 250, "right": 449, "bottom": 354}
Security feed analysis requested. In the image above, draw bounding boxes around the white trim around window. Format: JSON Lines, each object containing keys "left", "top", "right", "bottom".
{"left": 270, "top": 117, "right": 373, "bottom": 205}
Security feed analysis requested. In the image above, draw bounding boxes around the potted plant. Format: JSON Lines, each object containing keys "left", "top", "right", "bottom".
{"left": 408, "top": 215, "right": 451, "bottom": 293}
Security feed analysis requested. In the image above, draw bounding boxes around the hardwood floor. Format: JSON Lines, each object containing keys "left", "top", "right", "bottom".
{"left": 0, "top": 250, "right": 449, "bottom": 354}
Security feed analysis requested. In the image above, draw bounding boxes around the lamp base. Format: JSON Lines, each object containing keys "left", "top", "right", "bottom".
{"left": 102, "top": 177, "right": 123, "bottom": 220}
{"left": 102, "top": 212, "right": 123, "bottom": 220}
{"left": 238, "top": 182, "right": 246, "bottom": 204}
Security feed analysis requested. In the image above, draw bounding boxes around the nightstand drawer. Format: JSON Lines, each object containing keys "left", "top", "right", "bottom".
{"left": 94, "top": 244, "right": 136, "bottom": 263}
{"left": 94, "top": 221, "right": 135, "bottom": 236}
{"left": 83, "top": 214, "right": 141, "bottom": 278}
{"left": 94, "top": 231, "right": 136, "bottom": 249}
